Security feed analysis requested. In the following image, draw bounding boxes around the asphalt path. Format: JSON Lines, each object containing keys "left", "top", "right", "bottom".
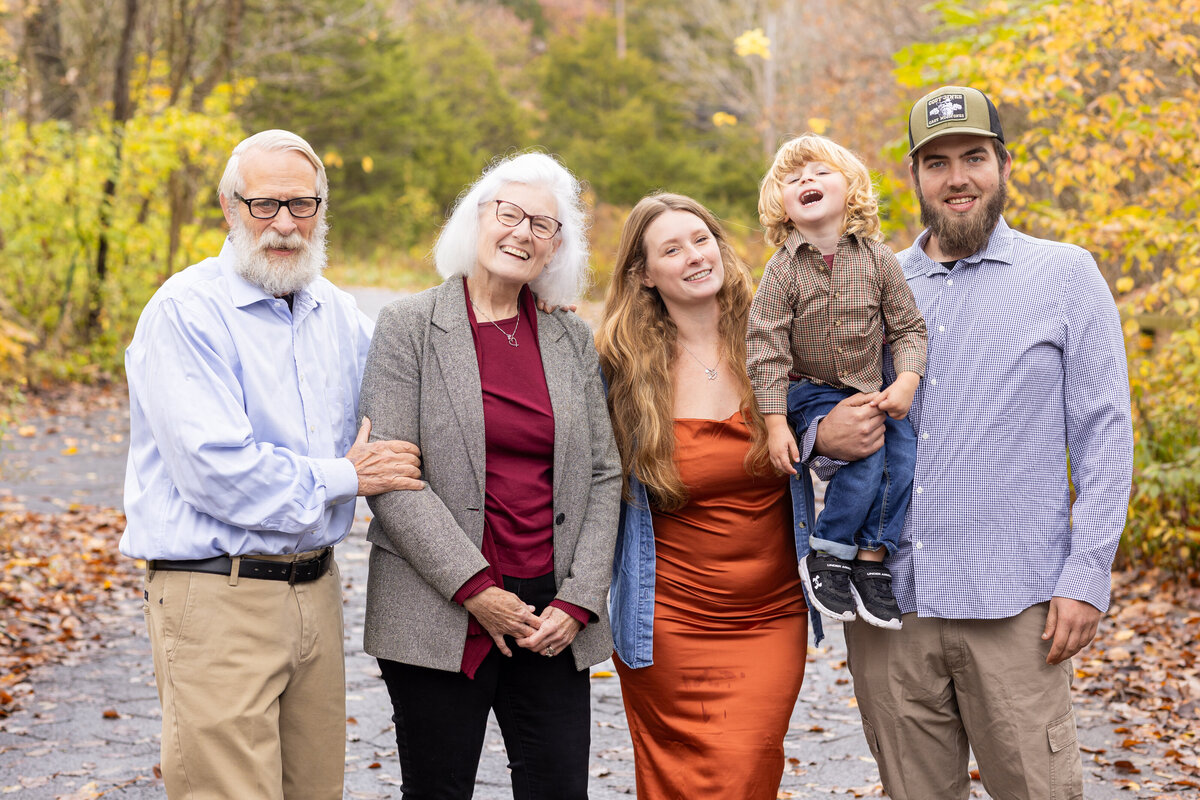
{"left": 0, "top": 287, "right": 1138, "bottom": 798}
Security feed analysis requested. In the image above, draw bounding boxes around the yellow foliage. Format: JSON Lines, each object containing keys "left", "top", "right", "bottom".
{"left": 0, "top": 62, "right": 247, "bottom": 382}
{"left": 898, "top": 0, "right": 1200, "bottom": 293}
{"left": 807, "top": 117, "right": 830, "bottom": 135}
{"left": 734, "top": 28, "right": 771, "bottom": 60}
{"left": 711, "top": 111, "right": 738, "bottom": 127}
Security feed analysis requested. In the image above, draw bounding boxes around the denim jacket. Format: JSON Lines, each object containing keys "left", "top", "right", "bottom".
{"left": 609, "top": 465, "right": 825, "bottom": 669}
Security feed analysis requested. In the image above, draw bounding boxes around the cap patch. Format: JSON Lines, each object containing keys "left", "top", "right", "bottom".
{"left": 926, "top": 93, "right": 967, "bottom": 128}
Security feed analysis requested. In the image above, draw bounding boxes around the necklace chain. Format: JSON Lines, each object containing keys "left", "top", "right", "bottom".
{"left": 678, "top": 341, "right": 719, "bottom": 380}
{"left": 471, "top": 299, "right": 520, "bottom": 347}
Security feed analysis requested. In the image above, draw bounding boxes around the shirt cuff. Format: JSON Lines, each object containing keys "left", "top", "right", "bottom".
{"left": 799, "top": 415, "right": 846, "bottom": 481}
{"left": 1052, "top": 559, "right": 1114, "bottom": 614}
{"left": 453, "top": 570, "right": 498, "bottom": 605}
{"left": 320, "top": 457, "right": 361, "bottom": 504}
{"left": 550, "top": 599, "right": 592, "bottom": 628}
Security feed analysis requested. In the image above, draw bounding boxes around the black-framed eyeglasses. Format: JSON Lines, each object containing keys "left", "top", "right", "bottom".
{"left": 234, "top": 193, "right": 322, "bottom": 220}
{"left": 491, "top": 200, "right": 562, "bottom": 240}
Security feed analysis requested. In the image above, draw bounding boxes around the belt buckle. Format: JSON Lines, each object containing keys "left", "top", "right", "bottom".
{"left": 287, "top": 559, "right": 299, "bottom": 585}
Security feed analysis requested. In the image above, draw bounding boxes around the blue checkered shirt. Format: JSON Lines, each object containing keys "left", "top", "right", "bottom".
{"left": 883, "top": 217, "right": 1132, "bottom": 618}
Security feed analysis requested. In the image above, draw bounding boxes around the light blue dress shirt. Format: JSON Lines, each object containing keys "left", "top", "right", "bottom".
{"left": 885, "top": 217, "right": 1133, "bottom": 618}
{"left": 120, "top": 239, "right": 371, "bottom": 560}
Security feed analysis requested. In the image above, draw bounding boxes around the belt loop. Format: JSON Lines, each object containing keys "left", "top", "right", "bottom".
{"left": 147, "top": 560, "right": 157, "bottom": 581}
{"left": 228, "top": 556, "right": 241, "bottom": 587}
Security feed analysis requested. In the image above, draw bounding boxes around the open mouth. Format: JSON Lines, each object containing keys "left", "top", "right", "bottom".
{"left": 684, "top": 269, "right": 712, "bottom": 282}
{"left": 500, "top": 245, "right": 531, "bottom": 260}
{"left": 945, "top": 196, "right": 977, "bottom": 210}
{"left": 801, "top": 189, "right": 823, "bottom": 206}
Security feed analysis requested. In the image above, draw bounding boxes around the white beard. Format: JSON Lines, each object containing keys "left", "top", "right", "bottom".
{"left": 229, "top": 212, "right": 329, "bottom": 296}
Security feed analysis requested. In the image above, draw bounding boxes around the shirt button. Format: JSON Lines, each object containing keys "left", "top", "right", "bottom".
{"left": 946, "top": 278, "right": 954, "bottom": 286}
{"left": 309, "top": 425, "right": 316, "bottom": 433}
{"left": 915, "top": 541, "right": 924, "bottom": 550}
{"left": 915, "top": 486, "right": 924, "bottom": 494}
{"left": 938, "top": 325, "right": 945, "bottom": 333}
{"left": 930, "top": 378, "right": 938, "bottom": 386}
{"left": 921, "top": 432, "right": 929, "bottom": 440}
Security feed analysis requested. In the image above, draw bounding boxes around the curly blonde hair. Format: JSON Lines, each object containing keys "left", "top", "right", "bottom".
{"left": 758, "top": 134, "right": 882, "bottom": 248}
{"left": 596, "top": 193, "right": 771, "bottom": 511}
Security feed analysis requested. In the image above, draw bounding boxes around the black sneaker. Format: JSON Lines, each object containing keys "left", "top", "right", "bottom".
{"left": 799, "top": 552, "right": 857, "bottom": 622}
{"left": 850, "top": 560, "right": 903, "bottom": 630}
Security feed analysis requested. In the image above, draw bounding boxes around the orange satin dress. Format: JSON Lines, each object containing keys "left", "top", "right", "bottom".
{"left": 614, "top": 413, "right": 808, "bottom": 800}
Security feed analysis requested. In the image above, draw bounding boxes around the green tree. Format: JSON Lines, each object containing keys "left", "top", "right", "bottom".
{"left": 244, "top": 8, "right": 530, "bottom": 255}
{"left": 538, "top": 18, "right": 763, "bottom": 223}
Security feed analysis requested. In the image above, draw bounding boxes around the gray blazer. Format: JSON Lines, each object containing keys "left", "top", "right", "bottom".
{"left": 359, "top": 278, "right": 622, "bottom": 672}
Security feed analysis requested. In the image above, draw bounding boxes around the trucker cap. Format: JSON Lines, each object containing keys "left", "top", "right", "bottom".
{"left": 907, "top": 86, "right": 1004, "bottom": 158}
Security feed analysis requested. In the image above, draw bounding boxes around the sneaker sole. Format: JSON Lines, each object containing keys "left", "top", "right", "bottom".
{"left": 849, "top": 583, "right": 903, "bottom": 630}
{"left": 799, "top": 557, "right": 857, "bottom": 622}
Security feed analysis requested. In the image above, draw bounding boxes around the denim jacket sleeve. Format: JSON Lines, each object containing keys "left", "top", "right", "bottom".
{"left": 609, "top": 470, "right": 657, "bottom": 668}
{"left": 789, "top": 465, "right": 826, "bottom": 646}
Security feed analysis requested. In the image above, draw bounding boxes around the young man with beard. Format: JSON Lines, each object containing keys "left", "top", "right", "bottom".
{"left": 807, "top": 86, "right": 1133, "bottom": 798}
{"left": 121, "top": 130, "right": 423, "bottom": 799}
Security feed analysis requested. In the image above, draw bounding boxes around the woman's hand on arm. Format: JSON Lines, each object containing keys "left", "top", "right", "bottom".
{"left": 462, "top": 587, "right": 542, "bottom": 657}
{"left": 516, "top": 606, "right": 583, "bottom": 657}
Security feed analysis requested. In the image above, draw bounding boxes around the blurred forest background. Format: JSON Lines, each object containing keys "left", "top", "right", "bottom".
{"left": 1, "top": 0, "right": 1198, "bottom": 568}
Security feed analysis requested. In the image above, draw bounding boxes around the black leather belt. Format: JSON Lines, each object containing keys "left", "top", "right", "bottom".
{"left": 150, "top": 547, "right": 333, "bottom": 583}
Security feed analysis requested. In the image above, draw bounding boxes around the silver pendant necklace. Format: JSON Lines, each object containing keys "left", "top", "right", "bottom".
{"left": 471, "top": 299, "right": 520, "bottom": 347}
{"left": 679, "top": 341, "right": 719, "bottom": 380}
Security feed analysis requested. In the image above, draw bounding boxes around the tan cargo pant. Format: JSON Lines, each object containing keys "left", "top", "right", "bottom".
{"left": 143, "top": 552, "right": 345, "bottom": 800}
{"left": 845, "top": 602, "right": 1083, "bottom": 800}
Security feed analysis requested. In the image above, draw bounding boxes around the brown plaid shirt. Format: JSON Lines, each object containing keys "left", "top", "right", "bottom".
{"left": 747, "top": 229, "right": 927, "bottom": 414}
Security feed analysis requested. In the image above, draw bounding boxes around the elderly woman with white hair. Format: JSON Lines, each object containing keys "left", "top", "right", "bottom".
{"left": 358, "top": 152, "right": 621, "bottom": 799}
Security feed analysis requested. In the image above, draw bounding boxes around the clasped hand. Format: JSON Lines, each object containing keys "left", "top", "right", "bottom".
{"left": 463, "top": 587, "right": 582, "bottom": 658}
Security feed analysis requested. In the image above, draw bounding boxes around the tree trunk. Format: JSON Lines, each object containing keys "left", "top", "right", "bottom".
{"left": 22, "top": 0, "right": 75, "bottom": 122}
{"left": 88, "top": 0, "right": 139, "bottom": 339}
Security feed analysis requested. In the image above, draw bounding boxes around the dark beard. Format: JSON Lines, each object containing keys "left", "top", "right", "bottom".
{"left": 918, "top": 176, "right": 1007, "bottom": 259}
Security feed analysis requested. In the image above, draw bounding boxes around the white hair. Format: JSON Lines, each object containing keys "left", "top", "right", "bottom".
{"left": 433, "top": 152, "right": 590, "bottom": 305}
{"left": 218, "top": 129, "right": 329, "bottom": 202}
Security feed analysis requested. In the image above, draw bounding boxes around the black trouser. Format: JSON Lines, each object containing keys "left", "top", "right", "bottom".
{"left": 377, "top": 572, "right": 591, "bottom": 799}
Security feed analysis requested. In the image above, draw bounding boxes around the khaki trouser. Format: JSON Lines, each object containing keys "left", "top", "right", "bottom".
{"left": 845, "top": 603, "right": 1083, "bottom": 800}
{"left": 143, "top": 552, "right": 345, "bottom": 800}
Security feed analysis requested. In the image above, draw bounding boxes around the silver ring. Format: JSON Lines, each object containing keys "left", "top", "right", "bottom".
{"left": 545, "top": 647, "right": 555, "bottom": 656}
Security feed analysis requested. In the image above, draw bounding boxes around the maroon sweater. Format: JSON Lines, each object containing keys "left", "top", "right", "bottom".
{"left": 452, "top": 280, "right": 588, "bottom": 677}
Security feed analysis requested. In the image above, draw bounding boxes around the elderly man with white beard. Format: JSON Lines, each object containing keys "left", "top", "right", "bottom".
{"left": 120, "top": 129, "right": 423, "bottom": 800}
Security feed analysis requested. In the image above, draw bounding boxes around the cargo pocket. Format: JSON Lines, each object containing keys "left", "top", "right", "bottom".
{"left": 1047, "top": 710, "right": 1083, "bottom": 800}
{"left": 861, "top": 716, "right": 884, "bottom": 765}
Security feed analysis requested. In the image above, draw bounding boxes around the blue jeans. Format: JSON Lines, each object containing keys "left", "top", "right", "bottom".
{"left": 787, "top": 380, "right": 915, "bottom": 561}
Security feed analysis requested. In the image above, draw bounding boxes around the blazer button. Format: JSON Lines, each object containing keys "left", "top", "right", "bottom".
{"left": 555, "top": 513, "right": 566, "bottom": 525}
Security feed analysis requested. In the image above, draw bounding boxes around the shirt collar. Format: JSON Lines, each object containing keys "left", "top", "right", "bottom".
{"left": 217, "top": 236, "right": 321, "bottom": 312}
{"left": 781, "top": 227, "right": 863, "bottom": 257}
{"left": 903, "top": 216, "right": 1016, "bottom": 278}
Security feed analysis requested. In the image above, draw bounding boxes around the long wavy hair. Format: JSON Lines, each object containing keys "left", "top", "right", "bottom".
{"left": 759, "top": 133, "right": 882, "bottom": 247}
{"left": 596, "top": 193, "right": 771, "bottom": 511}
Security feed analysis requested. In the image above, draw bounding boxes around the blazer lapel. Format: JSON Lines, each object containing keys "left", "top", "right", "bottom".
{"left": 430, "top": 280, "right": 487, "bottom": 501}
{"left": 537, "top": 311, "right": 574, "bottom": 509}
